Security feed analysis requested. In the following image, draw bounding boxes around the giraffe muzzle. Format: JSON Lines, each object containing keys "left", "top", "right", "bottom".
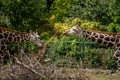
{"left": 63, "top": 30, "right": 69, "bottom": 35}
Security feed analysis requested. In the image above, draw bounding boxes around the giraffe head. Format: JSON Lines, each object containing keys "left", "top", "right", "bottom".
{"left": 29, "top": 32, "right": 42, "bottom": 47}
{"left": 63, "top": 25, "right": 83, "bottom": 36}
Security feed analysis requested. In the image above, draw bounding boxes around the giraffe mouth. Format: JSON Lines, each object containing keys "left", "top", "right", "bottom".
{"left": 63, "top": 30, "right": 70, "bottom": 35}
{"left": 37, "top": 41, "right": 43, "bottom": 47}
{"left": 33, "top": 40, "right": 43, "bottom": 47}
{"left": 38, "top": 43, "right": 43, "bottom": 47}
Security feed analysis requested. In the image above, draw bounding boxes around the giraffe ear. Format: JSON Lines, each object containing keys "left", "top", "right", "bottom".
{"left": 35, "top": 32, "right": 38, "bottom": 35}
{"left": 29, "top": 31, "right": 39, "bottom": 35}
{"left": 29, "top": 30, "right": 34, "bottom": 35}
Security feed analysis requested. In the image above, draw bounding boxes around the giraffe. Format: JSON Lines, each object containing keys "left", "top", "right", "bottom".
{"left": 0, "top": 27, "right": 42, "bottom": 63}
{"left": 63, "top": 25, "right": 120, "bottom": 69}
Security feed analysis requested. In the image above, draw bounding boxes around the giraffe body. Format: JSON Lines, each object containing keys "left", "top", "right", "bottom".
{"left": 0, "top": 27, "right": 42, "bottom": 63}
{"left": 64, "top": 25, "right": 120, "bottom": 69}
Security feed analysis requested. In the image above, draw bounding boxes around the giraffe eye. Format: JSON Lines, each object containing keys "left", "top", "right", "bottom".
{"left": 73, "top": 28, "right": 78, "bottom": 32}
{"left": 36, "top": 35, "right": 40, "bottom": 39}
{"left": 35, "top": 37, "right": 38, "bottom": 39}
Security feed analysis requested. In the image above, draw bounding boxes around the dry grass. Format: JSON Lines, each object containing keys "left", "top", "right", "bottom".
{"left": 0, "top": 50, "right": 90, "bottom": 80}
{"left": 89, "top": 73, "right": 120, "bottom": 80}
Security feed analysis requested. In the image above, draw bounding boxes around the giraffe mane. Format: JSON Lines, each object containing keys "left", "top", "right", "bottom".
{"left": 0, "top": 27, "right": 28, "bottom": 34}
{"left": 87, "top": 29, "right": 120, "bottom": 35}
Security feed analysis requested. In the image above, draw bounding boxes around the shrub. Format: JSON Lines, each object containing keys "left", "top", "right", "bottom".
{"left": 8, "top": 41, "right": 40, "bottom": 54}
{"left": 81, "top": 21, "right": 103, "bottom": 30}
{"left": 113, "top": 16, "right": 120, "bottom": 24}
{"left": 107, "top": 23, "right": 120, "bottom": 33}
{"left": 45, "top": 37, "right": 116, "bottom": 70}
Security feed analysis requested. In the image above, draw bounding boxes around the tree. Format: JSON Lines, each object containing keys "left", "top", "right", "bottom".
{"left": 0, "top": 0, "right": 47, "bottom": 31}
{"left": 50, "top": 0, "right": 79, "bottom": 21}
{"left": 50, "top": 0, "right": 120, "bottom": 25}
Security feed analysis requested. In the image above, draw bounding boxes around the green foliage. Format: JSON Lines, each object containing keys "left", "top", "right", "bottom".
{"left": 0, "top": 0, "right": 47, "bottom": 31}
{"left": 46, "top": 37, "right": 116, "bottom": 70}
{"left": 50, "top": 0, "right": 120, "bottom": 26}
{"left": 82, "top": 47, "right": 101, "bottom": 67}
{"left": 46, "top": 36, "right": 86, "bottom": 60}
{"left": 50, "top": 0, "right": 120, "bottom": 37}
{"left": 107, "top": 23, "right": 120, "bottom": 33}
{"left": 40, "top": 31, "right": 51, "bottom": 40}
{"left": 113, "top": 16, "right": 120, "bottom": 24}
{"left": 50, "top": 0, "right": 79, "bottom": 21}
{"left": 8, "top": 42, "right": 40, "bottom": 53}
{"left": 102, "top": 48, "right": 116, "bottom": 70}
{"left": 108, "top": 0, "right": 120, "bottom": 19}
{"left": 86, "top": 0, "right": 112, "bottom": 24}
{"left": 81, "top": 20, "right": 105, "bottom": 31}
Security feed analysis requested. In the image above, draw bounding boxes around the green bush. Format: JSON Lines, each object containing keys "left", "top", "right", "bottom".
{"left": 113, "top": 16, "right": 120, "bottom": 24}
{"left": 0, "top": 0, "right": 48, "bottom": 31}
{"left": 45, "top": 37, "right": 116, "bottom": 70}
{"left": 51, "top": 0, "right": 118, "bottom": 25}
{"left": 50, "top": 0, "right": 79, "bottom": 21}
{"left": 81, "top": 21, "right": 105, "bottom": 31}
{"left": 8, "top": 42, "right": 40, "bottom": 54}
{"left": 107, "top": 23, "right": 120, "bottom": 33}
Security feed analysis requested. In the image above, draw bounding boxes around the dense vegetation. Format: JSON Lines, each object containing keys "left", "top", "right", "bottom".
{"left": 0, "top": 0, "right": 120, "bottom": 70}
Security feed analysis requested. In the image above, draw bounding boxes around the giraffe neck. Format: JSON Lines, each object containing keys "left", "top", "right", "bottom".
{"left": 8, "top": 33, "right": 30, "bottom": 42}
{"left": 82, "top": 30, "right": 116, "bottom": 47}
{"left": 0, "top": 28, "right": 31, "bottom": 43}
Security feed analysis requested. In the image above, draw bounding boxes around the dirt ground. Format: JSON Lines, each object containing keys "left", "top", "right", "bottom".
{"left": 0, "top": 63, "right": 120, "bottom": 80}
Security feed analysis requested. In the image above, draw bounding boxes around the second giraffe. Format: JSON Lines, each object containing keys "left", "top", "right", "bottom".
{"left": 64, "top": 25, "right": 120, "bottom": 70}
